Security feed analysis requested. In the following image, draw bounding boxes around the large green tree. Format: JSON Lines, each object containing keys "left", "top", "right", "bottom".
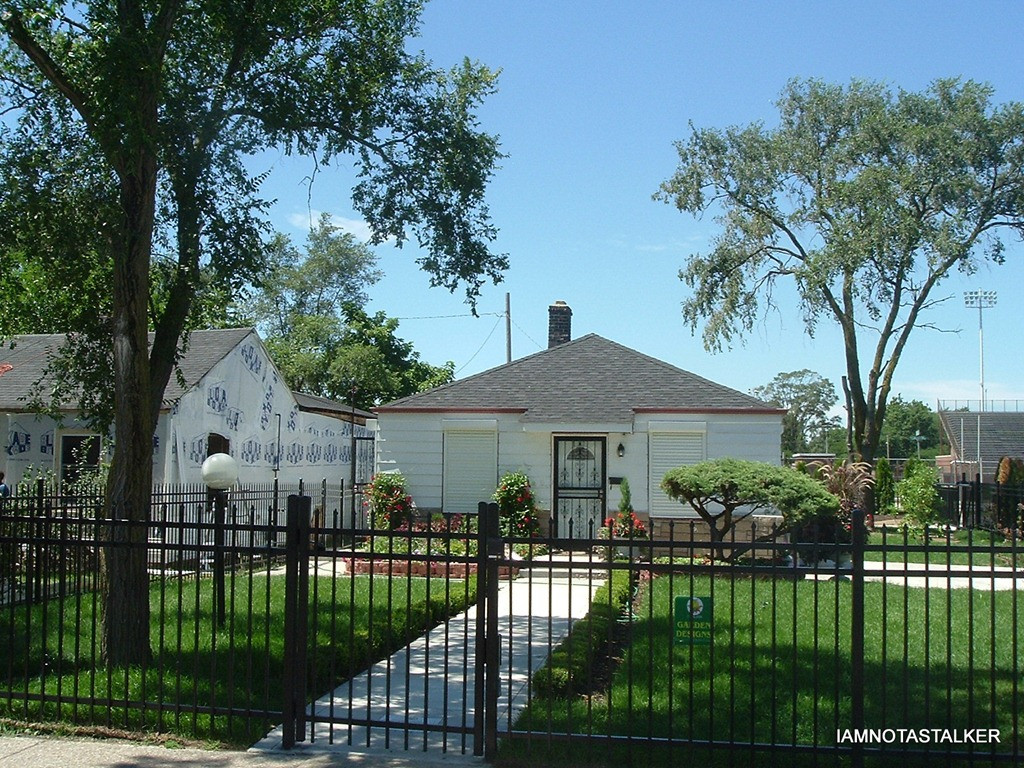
{"left": 330, "top": 306, "right": 455, "bottom": 409}
{"left": 879, "top": 395, "right": 940, "bottom": 458}
{"left": 751, "top": 369, "right": 839, "bottom": 458}
{"left": 658, "top": 79, "right": 1024, "bottom": 468}
{"left": 1, "top": 0, "right": 503, "bottom": 666}
{"left": 243, "top": 213, "right": 381, "bottom": 395}
{"left": 240, "top": 214, "right": 452, "bottom": 407}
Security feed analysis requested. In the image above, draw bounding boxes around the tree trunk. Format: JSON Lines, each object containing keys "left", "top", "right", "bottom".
{"left": 101, "top": 153, "right": 159, "bottom": 668}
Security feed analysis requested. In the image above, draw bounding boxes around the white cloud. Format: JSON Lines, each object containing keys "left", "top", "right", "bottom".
{"left": 286, "top": 210, "right": 375, "bottom": 242}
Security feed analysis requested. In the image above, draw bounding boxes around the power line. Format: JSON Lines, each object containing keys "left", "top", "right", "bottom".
{"left": 393, "top": 312, "right": 505, "bottom": 321}
{"left": 510, "top": 317, "right": 543, "bottom": 351}
{"left": 454, "top": 315, "right": 503, "bottom": 375}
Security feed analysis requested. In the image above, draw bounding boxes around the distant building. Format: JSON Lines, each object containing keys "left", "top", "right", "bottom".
{"left": 0, "top": 329, "right": 373, "bottom": 489}
{"left": 936, "top": 406, "right": 1024, "bottom": 483}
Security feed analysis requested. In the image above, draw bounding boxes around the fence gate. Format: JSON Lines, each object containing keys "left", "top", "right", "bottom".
{"left": 280, "top": 498, "right": 503, "bottom": 759}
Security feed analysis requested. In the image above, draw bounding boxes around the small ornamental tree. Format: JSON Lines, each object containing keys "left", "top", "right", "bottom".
{"left": 365, "top": 472, "right": 414, "bottom": 530}
{"left": 661, "top": 458, "right": 839, "bottom": 561}
{"left": 493, "top": 471, "right": 541, "bottom": 539}
{"left": 604, "top": 478, "right": 648, "bottom": 539}
{"left": 875, "top": 457, "right": 896, "bottom": 515}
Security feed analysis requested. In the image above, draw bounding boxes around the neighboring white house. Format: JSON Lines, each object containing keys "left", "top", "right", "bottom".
{"left": 0, "top": 328, "right": 374, "bottom": 489}
{"left": 374, "top": 302, "right": 784, "bottom": 538}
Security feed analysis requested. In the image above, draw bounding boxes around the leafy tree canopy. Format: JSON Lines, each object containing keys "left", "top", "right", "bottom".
{"left": 236, "top": 213, "right": 453, "bottom": 408}
{"left": 752, "top": 369, "right": 839, "bottom": 457}
{"left": 1, "top": 0, "right": 503, "bottom": 667}
{"left": 661, "top": 458, "right": 839, "bottom": 560}
{"left": 658, "top": 78, "right": 1024, "bottom": 464}
{"left": 879, "top": 396, "right": 941, "bottom": 458}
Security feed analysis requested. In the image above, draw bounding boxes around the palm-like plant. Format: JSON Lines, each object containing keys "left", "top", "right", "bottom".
{"left": 816, "top": 461, "right": 875, "bottom": 515}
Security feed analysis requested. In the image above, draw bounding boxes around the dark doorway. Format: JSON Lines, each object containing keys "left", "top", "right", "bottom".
{"left": 552, "top": 436, "right": 606, "bottom": 539}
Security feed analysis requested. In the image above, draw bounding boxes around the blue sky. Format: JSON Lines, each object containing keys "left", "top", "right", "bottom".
{"left": 259, "top": 1, "right": 1024, "bottom": 410}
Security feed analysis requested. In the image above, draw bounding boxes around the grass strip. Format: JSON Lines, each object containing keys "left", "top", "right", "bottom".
{"left": 530, "top": 569, "right": 633, "bottom": 699}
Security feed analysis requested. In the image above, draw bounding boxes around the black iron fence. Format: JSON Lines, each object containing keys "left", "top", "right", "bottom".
{"left": 0, "top": 485, "right": 1021, "bottom": 767}
{"left": 497, "top": 518, "right": 1023, "bottom": 767}
{"left": 936, "top": 478, "right": 1024, "bottom": 531}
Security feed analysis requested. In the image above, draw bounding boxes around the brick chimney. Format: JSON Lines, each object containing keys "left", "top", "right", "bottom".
{"left": 548, "top": 301, "right": 572, "bottom": 348}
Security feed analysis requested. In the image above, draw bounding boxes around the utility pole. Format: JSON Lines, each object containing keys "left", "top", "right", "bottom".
{"left": 505, "top": 292, "right": 512, "bottom": 364}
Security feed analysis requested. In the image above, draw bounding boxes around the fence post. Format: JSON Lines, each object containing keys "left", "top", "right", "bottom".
{"left": 484, "top": 502, "right": 501, "bottom": 761}
{"left": 212, "top": 489, "right": 227, "bottom": 628}
{"left": 282, "top": 493, "right": 311, "bottom": 749}
{"left": 850, "top": 505, "right": 865, "bottom": 768}
{"left": 973, "top": 474, "right": 982, "bottom": 528}
{"left": 472, "top": 501, "right": 502, "bottom": 759}
{"left": 473, "top": 502, "right": 488, "bottom": 757}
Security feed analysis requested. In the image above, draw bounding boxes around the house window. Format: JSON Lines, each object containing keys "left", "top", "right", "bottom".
{"left": 566, "top": 445, "right": 595, "bottom": 461}
{"left": 648, "top": 430, "right": 706, "bottom": 517}
{"left": 58, "top": 433, "right": 102, "bottom": 489}
{"left": 442, "top": 429, "right": 498, "bottom": 514}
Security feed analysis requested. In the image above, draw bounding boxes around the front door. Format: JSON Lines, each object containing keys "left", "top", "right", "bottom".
{"left": 552, "top": 436, "right": 606, "bottom": 539}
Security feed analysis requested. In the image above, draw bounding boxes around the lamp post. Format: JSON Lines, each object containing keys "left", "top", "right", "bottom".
{"left": 912, "top": 430, "right": 924, "bottom": 459}
{"left": 202, "top": 452, "right": 238, "bottom": 628}
{"left": 964, "top": 290, "right": 997, "bottom": 412}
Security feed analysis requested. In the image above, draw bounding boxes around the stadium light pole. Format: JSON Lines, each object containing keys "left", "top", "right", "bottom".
{"left": 964, "top": 290, "right": 997, "bottom": 412}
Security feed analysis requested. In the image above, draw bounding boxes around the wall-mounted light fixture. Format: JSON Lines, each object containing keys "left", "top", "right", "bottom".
{"left": 617, "top": 443, "right": 625, "bottom": 458}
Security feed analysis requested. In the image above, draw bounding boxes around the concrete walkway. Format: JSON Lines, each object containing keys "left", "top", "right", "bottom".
{"left": 805, "top": 559, "right": 1024, "bottom": 590}
{"left": 862, "top": 560, "right": 1024, "bottom": 590}
{"left": 253, "top": 559, "right": 605, "bottom": 761}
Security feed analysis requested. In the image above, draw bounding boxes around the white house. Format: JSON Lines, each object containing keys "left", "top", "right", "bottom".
{"left": 0, "top": 328, "right": 374, "bottom": 489}
{"left": 374, "top": 302, "right": 784, "bottom": 538}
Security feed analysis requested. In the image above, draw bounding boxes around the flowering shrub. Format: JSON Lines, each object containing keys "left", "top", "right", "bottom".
{"left": 493, "top": 471, "right": 541, "bottom": 539}
{"left": 604, "top": 510, "right": 648, "bottom": 539}
{"left": 368, "top": 513, "right": 478, "bottom": 556}
{"left": 604, "top": 478, "right": 648, "bottom": 539}
{"left": 365, "top": 472, "right": 414, "bottom": 530}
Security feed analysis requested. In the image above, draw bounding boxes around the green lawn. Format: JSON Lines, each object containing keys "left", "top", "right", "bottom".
{"left": 0, "top": 568, "right": 475, "bottom": 746}
{"left": 865, "top": 527, "right": 1024, "bottom": 568}
{"left": 505, "top": 572, "right": 1023, "bottom": 767}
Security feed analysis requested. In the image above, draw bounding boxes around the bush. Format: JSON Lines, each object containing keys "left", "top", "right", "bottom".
{"left": 604, "top": 478, "right": 647, "bottom": 539}
{"left": 531, "top": 569, "right": 634, "bottom": 698}
{"left": 365, "top": 472, "right": 414, "bottom": 529}
{"left": 661, "top": 458, "right": 840, "bottom": 561}
{"left": 493, "top": 471, "right": 541, "bottom": 539}
{"left": 874, "top": 456, "right": 895, "bottom": 514}
{"left": 897, "top": 463, "right": 940, "bottom": 528}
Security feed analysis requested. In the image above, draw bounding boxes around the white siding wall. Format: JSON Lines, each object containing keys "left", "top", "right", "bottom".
{"left": 377, "top": 411, "right": 782, "bottom": 519}
{"left": 375, "top": 411, "right": 445, "bottom": 508}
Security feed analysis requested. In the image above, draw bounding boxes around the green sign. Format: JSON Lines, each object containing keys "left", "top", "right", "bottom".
{"left": 675, "top": 595, "right": 713, "bottom": 645}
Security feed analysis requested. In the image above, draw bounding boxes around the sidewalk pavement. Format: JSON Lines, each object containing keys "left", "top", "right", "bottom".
{"left": 0, "top": 734, "right": 475, "bottom": 767}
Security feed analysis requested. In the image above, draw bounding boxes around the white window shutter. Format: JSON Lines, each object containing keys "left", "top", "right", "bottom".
{"left": 648, "top": 432, "right": 705, "bottom": 517}
{"left": 443, "top": 430, "right": 498, "bottom": 514}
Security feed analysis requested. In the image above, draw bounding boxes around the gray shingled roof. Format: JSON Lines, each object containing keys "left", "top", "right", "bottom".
{"left": 293, "top": 392, "right": 375, "bottom": 421}
{"left": 0, "top": 328, "right": 255, "bottom": 412}
{"left": 377, "top": 334, "right": 778, "bottom": 423}
{"left": 939, "top": 410, "right": 1024, "bottom": 472}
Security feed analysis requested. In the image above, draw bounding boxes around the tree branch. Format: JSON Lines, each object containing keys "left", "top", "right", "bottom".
{"left": 2, "top": 10, "right": 95, "bottom": 129}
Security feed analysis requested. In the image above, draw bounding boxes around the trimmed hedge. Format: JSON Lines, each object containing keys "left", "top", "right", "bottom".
{"left": 531, "top": 569, "right": 634, "bottom": 698}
